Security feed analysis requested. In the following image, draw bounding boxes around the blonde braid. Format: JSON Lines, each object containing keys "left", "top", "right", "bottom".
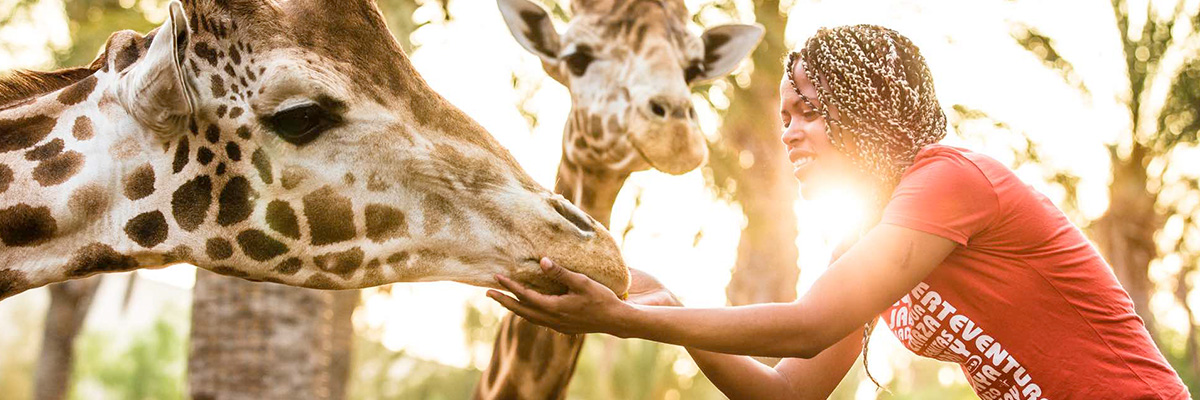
{"left": 786, "top": 24, "right": 947, "bottom": 391}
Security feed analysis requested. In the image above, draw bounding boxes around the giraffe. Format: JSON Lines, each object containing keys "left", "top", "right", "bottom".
{"left": 0, "top": 0, "right": 632, "bottom": 308}
{"left": 474, "top": 1, "right": 763, "bottom": 398}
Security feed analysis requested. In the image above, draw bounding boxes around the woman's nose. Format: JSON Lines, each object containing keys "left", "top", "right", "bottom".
{"left": 781, "top": 125, "right": 804, "bottom": 146}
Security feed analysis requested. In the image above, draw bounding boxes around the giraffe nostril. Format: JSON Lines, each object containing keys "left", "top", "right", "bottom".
{"left": 550, "top": 198, "right": 595, "bottom": 236}
{"left": 688, "top": 106, "right": 697, "bottom": 120}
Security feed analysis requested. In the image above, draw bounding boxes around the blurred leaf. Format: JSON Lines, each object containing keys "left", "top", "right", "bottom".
{"left": 1008, "top": 23, "right": 1092, "bottom": 101}
{"left": 1154, "top": 56, "right": 1200, "bottom": 151}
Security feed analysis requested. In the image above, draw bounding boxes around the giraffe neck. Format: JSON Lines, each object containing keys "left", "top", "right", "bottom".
{"left": 0, "top": 66, "right": 164, "bottom": 299}
{"left": 553, "top": 155, "right": 629, "bottom": 228}
{"left": 473, "top": 156, "right": 630, "bottom": 400}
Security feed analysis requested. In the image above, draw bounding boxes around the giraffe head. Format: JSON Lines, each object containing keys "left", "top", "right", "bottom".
{"left": 0, "top": 0, "right": 629, "bottom": 299}
{"left": 499, "top": 0, "right": 762, "bottom": 176}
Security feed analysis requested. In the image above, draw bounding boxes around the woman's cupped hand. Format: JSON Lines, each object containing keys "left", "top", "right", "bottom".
{"left": 487, "top": 259, "right": 680, "bottom": 336}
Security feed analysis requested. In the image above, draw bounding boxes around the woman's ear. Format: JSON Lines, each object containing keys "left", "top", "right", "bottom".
{"left": 117, "top": 1, "right": 195, "bottom": 138}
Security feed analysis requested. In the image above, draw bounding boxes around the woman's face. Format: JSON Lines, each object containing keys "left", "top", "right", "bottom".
{"left": 779, "top": 60, "right": 859, "bottom": 199}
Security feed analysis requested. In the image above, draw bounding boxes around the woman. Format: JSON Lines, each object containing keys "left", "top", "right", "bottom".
{"left": 488, "top": 25, "right": 1188, "bottom": 399}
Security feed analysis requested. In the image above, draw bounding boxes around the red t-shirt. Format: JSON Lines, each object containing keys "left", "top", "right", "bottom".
{"left": 876, "top": 145, "right": 1188, "bottom": 399}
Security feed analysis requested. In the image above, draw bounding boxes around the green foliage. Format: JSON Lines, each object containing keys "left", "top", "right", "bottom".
{"left": 55, "top": 0, "right": 163, "bottom": 68}
{"left": 569, "top": 336, "right": 724, "bottom": 400}
{"left": 1156, "top": 58, "right": 1200, "bottom": 149}
{"left": 1008, "top": 24, "right": 1091, "bottom": 102}
{"left": 68, "top": 309, "right": 188, "bottom": 400}
{"left": 0, "top": 295, "right": 44, "bottom": 400}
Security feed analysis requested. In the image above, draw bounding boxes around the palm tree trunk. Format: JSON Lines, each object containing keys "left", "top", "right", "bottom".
{"left": 33, "top": 277, "right": 102, "bottom": 400}
{"left": 188, "top": 270, "right": 334, "bottom": 400}
{"left": 722, "top": 0, "right": 799, "bottom": 307}
{"left": 328, "top": 290, "right": 359, "bottom": 400}
{"left": 1091, "top": 144, "right": 1161, "bottom": 342}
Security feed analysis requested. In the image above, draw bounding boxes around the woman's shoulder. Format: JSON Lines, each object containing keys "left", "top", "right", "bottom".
{"left": 905, "top": 144, "right": 1014, "bottom": 187}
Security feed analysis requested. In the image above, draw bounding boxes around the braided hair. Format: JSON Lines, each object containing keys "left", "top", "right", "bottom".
{"left": 785, "top": 25, "right": 947, "bottom": 390}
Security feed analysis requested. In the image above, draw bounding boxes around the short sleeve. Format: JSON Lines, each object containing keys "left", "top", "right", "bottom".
{"left": 880, "top": 147, "right": 1000, "bottom": 246}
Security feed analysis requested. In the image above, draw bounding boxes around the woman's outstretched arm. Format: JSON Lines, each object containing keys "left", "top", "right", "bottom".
{"left": 606, "top": 269, "right": 865, "bottom": 399}
{"left": 488, "top": 223, "right": 955, "bottom": 358}
{"left": 686, "top": 327, "right": 864, "bottom": 399}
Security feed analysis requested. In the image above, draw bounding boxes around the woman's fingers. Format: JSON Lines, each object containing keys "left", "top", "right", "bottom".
{"left": 487, "top": 290, "right": 556, "bottom": 326}
{"left": 539, "top": 257, "right": 594, "bottom": 292}
{"left": 495, "top": 274, "right": 554, "bottom": 308}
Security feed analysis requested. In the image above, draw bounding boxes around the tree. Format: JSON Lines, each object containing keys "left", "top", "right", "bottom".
{"left": 705, "top": 0, "right": 800, "bottom": 307}
{"left": 34, "top": 279, "right": 101, "bottom": 400}
{"left": 1006, "top": 0, "right": 1200, "bottom": 387}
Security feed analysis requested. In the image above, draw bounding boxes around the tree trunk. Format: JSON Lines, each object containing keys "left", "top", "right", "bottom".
{"left": 188, "top": 270, "right": 334, "bottom": 400}
{"left": 328, "top": 291, "right": 359, "bottom": 400}
{"left": 1091, "top": 144, "right": 1161, "bottom": 342}
{"left": 722, "top": 0, "right": 799, "bottom": 307}
{"left": 33, "top": 277, "right": 102, "bottom": 400}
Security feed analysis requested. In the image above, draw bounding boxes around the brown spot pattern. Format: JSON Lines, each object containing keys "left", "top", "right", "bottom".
{"left": 303, "top": 186, "right": 356, "bottom": 246}
{"left": 172, "top": 175, "right": 212, "bottom": 231}
{"left": 206, "top": 237, "right": 233, "bottom": 260}
{"left": 65, "top": 243, "right": 138, "bottom": 277}
{"left": 365, "top": 204, "right": 407, "bottom": 242}
{"left": 205, "top": 125, "right": 220, "bottom": 144}
{"left": 123, "top": 164, "right": 155, "bottom": 200}
{"left": 210, "top": 75, "right": 226, "bottom": 98}
{"left": 68, "top": 184, "right": 109, "bottom": 221}
{"left": 115, "top": 42, "right": 141, "bottom": 72}
{"left": 211, "top": 266, "right": 249, "bottom": 279}
{"left": 251, "top": 148, "right": 272, "bottom": 184}
{"left": 313, "top": 247, "right": 364, "bottom": 279}
{"left": 0, "top": 114, "right": 57, "bottom": 153}
{"left": 0, "top": 164, "right": 11, "bottom": 193}
{"left": 72, "top": 116, "right": 93, "bottom": 140}
{"left": 197, "top": 147, "right": 214, "bottom": 165}
{"left": 216, "top": 176, "right": 254, "bottom": 226}
{"left": 194, "top": 42, "right": 218, "bottom": 66}
{"left": 421, "top": 193, "right": 453, "bottom": 235}
{"left": 25, "top": 138, "right": 63, "bottom": 161}
{"left": 274, "top": 257, "right": 302, "bottom": 275}
{"left": 225, "top": 142, "right": 241, "bottom": 161}
{"left": 0, "top": 269, "right": 28, "bottom": 298}
{"left": 0, "top": 204, "right": 56, "bottom": 247}
{"left": 124, "top": 211, "right": 168, "bottom": 248}
{"left": 236, "top": 229, "right": 288, "bottom": 261}
{"left": 57, "top": 75, "right": 97, "bottom": 105}
{"left": 303, "top": 274, "right": 337, "bottom": 289}
{"left": 173, "top": 137, "right": 190, "bottom": 173}
{"left": 281, "top": 166, "right": 308, "bottom": 190}
{"left": 265, "top": 200, "right": 300, "bottom": 239}
{"left": 31, "top": 151, "right": 84, "bottom": 187}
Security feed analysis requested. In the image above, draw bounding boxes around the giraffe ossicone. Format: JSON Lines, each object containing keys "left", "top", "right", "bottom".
{"left": 0, "top": 0, "right": 629, "bottom": 301}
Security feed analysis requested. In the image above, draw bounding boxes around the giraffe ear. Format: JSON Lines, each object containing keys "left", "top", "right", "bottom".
{"left": 498, "top": 0, "right": 562, "bottom": 63}
{"left": 693, "top": 24, "right": 765, "bottom": 84}
{"left": 118, "top": 1, "right": 196, "bottom": 137}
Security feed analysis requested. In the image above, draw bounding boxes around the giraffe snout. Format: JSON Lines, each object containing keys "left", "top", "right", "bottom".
{"left": 645, "top": 95, "right": 696, "bottom": 121}
{"left": 549, "top": 196, "right": 595, "bottom": 236}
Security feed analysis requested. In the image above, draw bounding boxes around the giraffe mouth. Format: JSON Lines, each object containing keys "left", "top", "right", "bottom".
{"left": 628, "top": 128, "right": 707, "bottom": 175}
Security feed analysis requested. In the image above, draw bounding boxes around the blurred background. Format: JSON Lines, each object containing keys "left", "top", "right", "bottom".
{"left": 0, "top": 0, "right": 1198, "bottom": 398}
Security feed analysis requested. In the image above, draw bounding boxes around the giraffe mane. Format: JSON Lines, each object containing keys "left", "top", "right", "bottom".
{"left": 0, "top": 63, "right": 103, "bottom": 110}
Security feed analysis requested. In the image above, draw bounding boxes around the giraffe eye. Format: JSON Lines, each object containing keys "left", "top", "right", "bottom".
{"left": 564, "top": 51, "right": 594, "bottom": 76}
{"left": 266, "top": 104, "right": 338, "bottom": 145}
